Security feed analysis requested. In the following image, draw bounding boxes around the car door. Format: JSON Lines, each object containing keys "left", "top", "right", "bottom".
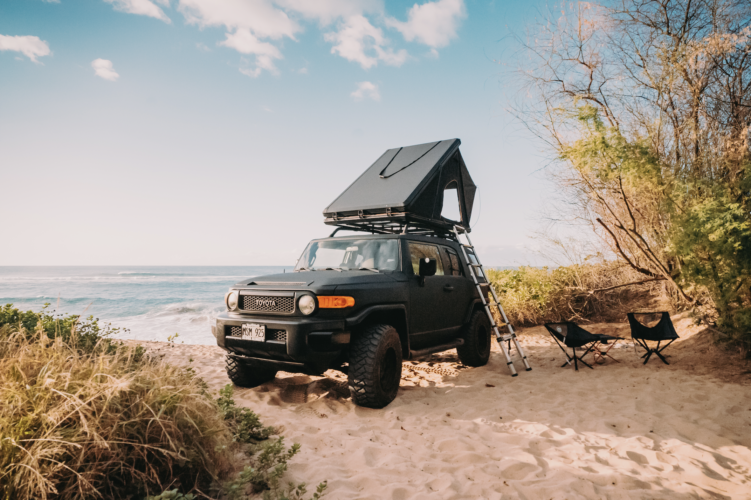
{"left": 406, "top": 241, "right": 461, "bottom": 348}
{"left": 439, "top": 245, "right": 472, "bottom": 327}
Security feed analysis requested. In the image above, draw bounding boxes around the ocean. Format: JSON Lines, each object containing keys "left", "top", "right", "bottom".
{"left": 0, "top": 266, "right": 293, "bottom": 345}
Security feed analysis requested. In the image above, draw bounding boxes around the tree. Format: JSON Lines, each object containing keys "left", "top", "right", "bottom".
{"left": 517, "top": 0, "right": 751, "bottom": 350}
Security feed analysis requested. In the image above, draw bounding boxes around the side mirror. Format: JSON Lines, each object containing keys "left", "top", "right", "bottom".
{"left": 418, "top": 258, "right": 437, "bottom": 286}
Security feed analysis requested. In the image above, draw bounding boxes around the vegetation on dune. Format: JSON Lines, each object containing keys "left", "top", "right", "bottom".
{"left": 487, "top": 260, "right": 671, "bottom": 327}
{"left": 0, "top": 303, "right": 124, "bottom": 355}
{"left": 515, "top": 0, "right": 751, "bottom": 353}
{"left": 0, "top": 305, "right": 326, "bottom": 500}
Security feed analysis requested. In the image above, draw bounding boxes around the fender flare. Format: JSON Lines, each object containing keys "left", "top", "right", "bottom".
{"left": 346, "top": 304, "right": 410, "bottom": 353}
{"left": 464, "top": 299, "right": 485, "bottom": 324}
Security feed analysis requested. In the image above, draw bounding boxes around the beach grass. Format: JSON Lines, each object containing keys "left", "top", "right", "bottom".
{"left": 0, "top": 322, "right": 232, "bottom": 499}
{"left": 0, "top": 307, "right": 326, "bottom": 499}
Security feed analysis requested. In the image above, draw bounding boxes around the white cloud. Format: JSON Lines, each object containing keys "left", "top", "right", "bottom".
{"left": 220, "top": 29, "right": 282, "bottom": 57}
{"left": 222, "top": 28, "right": 283, "bottom": 76}
{"left": 387, "top": 0, "right": 465, "bottom": 49}
{"left": 177, "top": 0, "right": 298, "bottom": 39}
{"left": 104, "top": 0, "right": 172, "bottom": 23}
{"left": 351, "top": 81, "right": 380, "bottom": 101}
{"left": 276, "top": 0, "right": 381, "bottom": 25}
{"left": 325, "top": 15, "right": 407, "bottom": 69}
{"left": 238, "top": 54, "right": 279, "bottom": 77}
{"left": 176, "top": 0, "right": 301, "bottom": 76}
{"left": 98, "top": 0, "right": 461, "bottom": 75}
{"left": 0, "top": 34, "right": 51, "bottom": 63}
{"left": 91, "top": 58, "right": 120, "bottom": 81}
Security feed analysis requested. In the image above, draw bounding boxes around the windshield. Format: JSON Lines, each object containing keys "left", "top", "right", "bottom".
{"left": 295, "top": 238, "right": 400, "bottom": 271}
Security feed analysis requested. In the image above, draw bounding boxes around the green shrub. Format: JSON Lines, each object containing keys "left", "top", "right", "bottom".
{"left": 146, "top": 490, "right": 196, "bottom": 500}
{"left": 486, "top": 261, "right": 670, "bottom": 326}
{"left": 224, "top": 437, "right": 327, "bottom": 500}
{"left": 0, "top": 303, "right": 125, "bottom": 355}
{"left": 218, "top": 384, "right": 275, "bottom": 443}
{"left": 670, "top": 194, "right": 751, "bottom": 353}
{"left": 218, "top": 385, "right": 327, "bottom": 500}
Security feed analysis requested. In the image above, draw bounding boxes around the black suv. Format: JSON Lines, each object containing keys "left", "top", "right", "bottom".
{"left": 213, "top": 233, "right": 492, "bottom": 408}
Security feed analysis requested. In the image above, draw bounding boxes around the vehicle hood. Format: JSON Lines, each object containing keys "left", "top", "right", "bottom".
{"left": 234, "top": 270, "right": 400, "bottom": 288}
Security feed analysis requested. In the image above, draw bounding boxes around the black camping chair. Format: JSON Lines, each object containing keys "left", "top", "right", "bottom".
{"left": 544, "top": 322, "right": 619, "bottom": 371}
{"left": 627, "top": 312, "right": 679, "bottom": 365}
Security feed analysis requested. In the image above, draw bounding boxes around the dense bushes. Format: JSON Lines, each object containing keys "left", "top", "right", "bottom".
{"left": 0, "top": 306, "right": 326, "bottom": 499}
{"left": 487, "top": 261, "right": 672, "bottom": 327}
{"left": 516, "top": 0, "right": 751, "bottom": 352}
{"left": 0, "top": 310, "right": 231, "bottom": 499}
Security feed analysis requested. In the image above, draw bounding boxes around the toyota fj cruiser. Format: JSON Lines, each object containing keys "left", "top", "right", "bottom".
{"left": 212, "top": 139, "right": 529, "bottom": 408}
{"left": 213, "top": 233, "right": 492, "bottom": 408}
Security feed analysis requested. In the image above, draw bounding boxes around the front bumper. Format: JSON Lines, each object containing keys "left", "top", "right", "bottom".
{"left": 214, "top": 312, "right": 349, "bottom": 374}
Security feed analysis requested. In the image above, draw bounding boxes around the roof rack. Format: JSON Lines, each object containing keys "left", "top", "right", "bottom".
{"left": 326, "top": 212, "right": 457, "bottom": 238}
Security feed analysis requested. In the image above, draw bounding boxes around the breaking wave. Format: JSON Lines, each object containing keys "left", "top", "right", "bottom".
{"left": 0, "top": 266, "right": 292, "bottom": 345}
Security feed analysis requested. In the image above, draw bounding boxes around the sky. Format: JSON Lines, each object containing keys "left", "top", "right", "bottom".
{"left": 0, "top": 0, "right": 557, "bottom": 267}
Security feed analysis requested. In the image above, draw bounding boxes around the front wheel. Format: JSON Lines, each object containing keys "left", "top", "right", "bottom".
{"left": 457, "top": 310, "right": 492, "bottom": 367}
{"left": 225, "top": 356, "right": 277, "bottom": 388}
{"left": 348, "top": 324, "right": 403, "bottom": 408}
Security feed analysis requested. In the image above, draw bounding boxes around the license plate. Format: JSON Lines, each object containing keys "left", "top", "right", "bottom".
{"left": 241, "top": 323, "right": 265, "bottom": 342}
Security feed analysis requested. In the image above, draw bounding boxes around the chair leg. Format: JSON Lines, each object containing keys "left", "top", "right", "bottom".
{"left": 600, "top": 341, "right": 620, "bottom": 363}
{"left": 551, "top": 333, "right": 574, "bottom": 369}
{"left": 581, "top": 343, "right": 597, "bottom": 359}
{"left": 655, "top": 339, "right": 675, "bottom": 365}
{"left": 574, "top": 347, "right": 578, "bottom": 371}
{"left": 604, "top": 353, "right": 620, "bottom": 363}
{"left": 654, "top": 350, "right": 669, "bottom": 365}
{"left": 576, "top": 355, "right": 594, "bottom": 370}
{"left": 643, "top": 350, "right": 654, "bottom": 364}
{"left": 579, "top": 343, "right": 597, "bottom": 369}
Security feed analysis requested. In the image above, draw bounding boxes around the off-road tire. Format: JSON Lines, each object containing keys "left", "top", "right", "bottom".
{"left": 457, "top": 310, "right": 492, "bottom": 367}
{"left": 348, "top": 324, "right": 403, "bottom": 408}
{"left": 225, "top": 355, "right": 277, "bottom": 388}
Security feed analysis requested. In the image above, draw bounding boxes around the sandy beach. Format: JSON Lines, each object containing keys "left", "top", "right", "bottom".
{"left": 136, "top": 314, "right": 751, "bottom": 499}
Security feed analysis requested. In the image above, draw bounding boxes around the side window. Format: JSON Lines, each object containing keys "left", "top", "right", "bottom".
{"left": 445, "top": 248, "right": 462, "bottom": 276}
{"left": 407, "top": 242, "right": 445, "bottom": 276}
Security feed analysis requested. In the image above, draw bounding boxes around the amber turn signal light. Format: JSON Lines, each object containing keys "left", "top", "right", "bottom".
{"left": 317, "top": 296, "right": 355, "bottom": 308}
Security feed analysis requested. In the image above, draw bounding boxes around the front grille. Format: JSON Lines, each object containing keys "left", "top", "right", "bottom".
{"left": 267, "top": 329, "right": 287, "bottom": 342}
{"left": 240, "top": 295, "right": 295, "bottom": 313}
{"left": 227, "top": 326, "right": 287, "bottom": 343}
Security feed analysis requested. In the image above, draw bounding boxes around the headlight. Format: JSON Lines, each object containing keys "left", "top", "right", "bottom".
{"left": 298, "top": 295, "right": 316, "bottom": 315}
{"left": 226, "top": 291, "right": 239, "bottom": 311}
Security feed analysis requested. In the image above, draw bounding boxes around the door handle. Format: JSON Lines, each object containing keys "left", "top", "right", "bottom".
{"left": 444, "top": 285, "right": 454, "bottom": 291}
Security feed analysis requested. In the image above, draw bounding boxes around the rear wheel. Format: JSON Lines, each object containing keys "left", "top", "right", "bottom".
{"left": 348, "top": 324, "right": 403, "bottom": 408}
{"left": 457, "top": 310, "right": 492, "bottom": 367}
{"left": 225, "top": 355, "right": 277, "bottom": 388}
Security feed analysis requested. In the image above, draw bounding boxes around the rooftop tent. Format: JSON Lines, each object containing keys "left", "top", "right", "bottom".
{"left": 323, "top": 139, "right": 477, "bottom": 234}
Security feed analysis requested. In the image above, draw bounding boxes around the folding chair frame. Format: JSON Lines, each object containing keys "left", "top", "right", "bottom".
{"left": 592, "top": 337, "right": 623, "bottom": 364}
{"left": 633, "top": 337, "right": 676, "bottom": 365}
{"left": 548, "top": 333, "right": 597, "bottom": 371}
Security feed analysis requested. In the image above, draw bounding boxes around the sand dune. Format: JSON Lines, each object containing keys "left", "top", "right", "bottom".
{"left": 137, "top": 314, "right": 751, "bottom": 499}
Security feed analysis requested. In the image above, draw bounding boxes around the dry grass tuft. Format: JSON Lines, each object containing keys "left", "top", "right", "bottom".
{"left": 487, "top": 261, "right": 676, "bottom": 327}
{"left": 0, "top": 323, "right": 232, "bottom": 499}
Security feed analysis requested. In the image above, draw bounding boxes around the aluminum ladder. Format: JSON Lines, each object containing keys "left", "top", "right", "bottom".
{"left": 452, "top": 225, "right": 532, "bottom": 376}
